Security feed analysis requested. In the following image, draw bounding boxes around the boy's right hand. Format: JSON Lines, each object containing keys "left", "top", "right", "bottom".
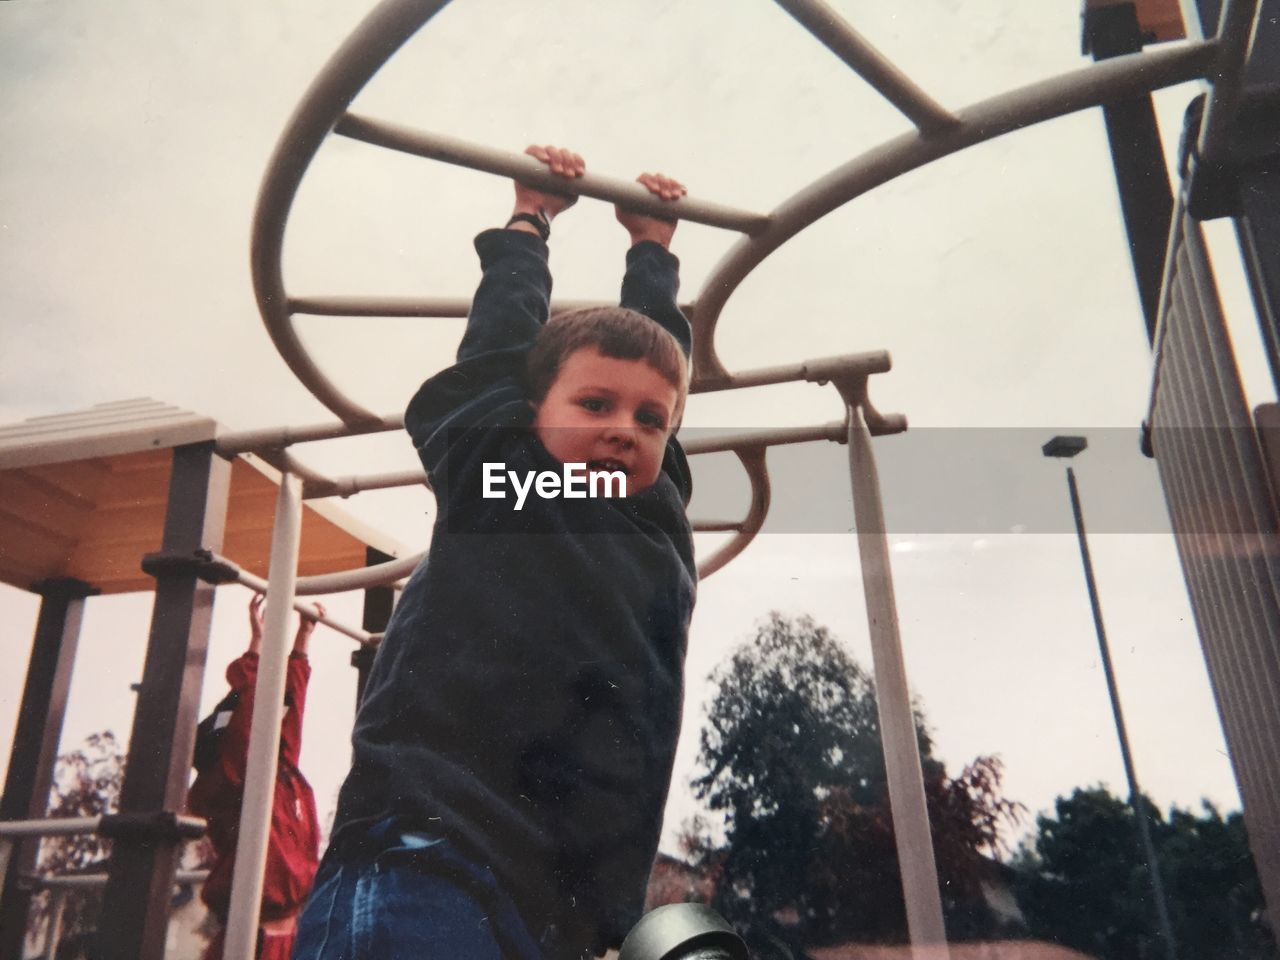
{"left": 512, "top": 145, "right": 585, "bottom": 226}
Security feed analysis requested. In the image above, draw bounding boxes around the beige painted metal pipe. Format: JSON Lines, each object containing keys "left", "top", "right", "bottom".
{"left": 287, "top": 295, "right": 696, "bottom": 320}
{"left": 334, "top": 116, "right": 770, "bottom": 236}
{"left": 692, "top": 351, "right": 891, "bottom": 394}
{"left": 0, "top": 817, "right": 104, "bottom": 837}
{"left": 293, "top": 551, "right": 426, "bottom": 596}
{"left": 222, "top": 473, "right": 304, "bottom": 960}
{"left": 235, "top": 569, "right": 376, "bottom": 645}
{"left": 773, "top": 0, "right": 957, "bottom": 133}
{"left": 846, "top": 405, "right": 948, "bottom": 957}
{"left": 41, "top": 889, "right": 68, "bottom": 960}
{"left": 697, "top": 448, "right": 771, "bottom": 580}
{"left": 216, "top": 415, "right": 403, "bottom": 456}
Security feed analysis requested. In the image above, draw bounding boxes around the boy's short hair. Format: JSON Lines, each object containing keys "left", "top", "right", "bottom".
{"left": 526, "top": 306, "right": 691, "bottom": 413}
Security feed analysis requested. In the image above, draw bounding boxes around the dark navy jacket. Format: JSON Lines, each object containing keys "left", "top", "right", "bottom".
{"left": 330, "top": 229, "right": 696, "bottom": 953}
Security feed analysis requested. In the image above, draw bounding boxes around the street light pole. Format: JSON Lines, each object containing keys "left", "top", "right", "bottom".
{"left": 1043, "top": 436, "right": 1178, "bottom": 960}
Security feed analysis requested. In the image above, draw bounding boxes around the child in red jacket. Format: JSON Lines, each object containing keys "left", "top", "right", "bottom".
{"left": 188, "top": 595, "right": 324, "bottom": 960}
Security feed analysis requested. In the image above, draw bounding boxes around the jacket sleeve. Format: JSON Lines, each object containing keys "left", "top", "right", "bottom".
{"left": 619, "top": 240, "right": 691, "bottom": 358}
{"left": 279, "top": 653, "right": 311, "bottom": 769}
{"left": 456, "top": 228, "right": 552, "bottom": 362}
{"left": 210, "top": 651, "right": 261, "bottom": 791}
{"left": 404, "top": 229, "right": 552, "bottom": 478}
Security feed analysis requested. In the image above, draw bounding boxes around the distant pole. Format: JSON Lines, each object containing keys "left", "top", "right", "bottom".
{"left": 1045, "top": 435, "right": 1178, "bottom": 960}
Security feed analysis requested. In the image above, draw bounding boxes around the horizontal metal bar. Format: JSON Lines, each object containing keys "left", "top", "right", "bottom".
{"left": 774, "top": 0, "right": 957, "bottom": 133}
{"left": 0, "top": 817, "right": 102, "bottom": 838}
{"left": 683, "top": 421, "right": 847, "bottom": 455}
{"left": 692, "top": 351, "right": 891, "bottom": 394}
{"left": 691, "top": 520, "right": 746, "bottom": 533}
{"left": 287, "top": 295, "right": 696, "bottom": 319}
{"left": 216, "top": 415, "right": 403, "bottom": 455}
{"left": 334, "top": 114, "right": 772, "bottom": 235}
{"left": 290, "top": 295, "right": 473, "bottom": 317}
{"left": 232, "top": 566, "right": 376, "bottom": 645}
{"left": 311, "top": 469, "right": 430, "bottom": 499}
{"left": 32, "top": 869, "right": 209, "bottom": 891}
{"left": 244, "top": 449, "right": 428, "bottom": 501}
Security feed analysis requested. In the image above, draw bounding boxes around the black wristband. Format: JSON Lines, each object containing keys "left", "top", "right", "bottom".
{"left": 505, "top": 210, "right": 550, "bottom": 242}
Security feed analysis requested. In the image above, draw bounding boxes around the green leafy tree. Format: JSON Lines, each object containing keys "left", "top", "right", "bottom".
{"left": 1014, "top": 786, "right": 1275, "bottom": 960}
{"left": 683, "top": 613, "right": 1023, "bottom": 956}
{"left": 26, "top": 731, "right": 125, "bottom": 958}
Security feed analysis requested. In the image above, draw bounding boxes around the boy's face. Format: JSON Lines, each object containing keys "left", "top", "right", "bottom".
{"left": 533, "top": 347, "right": 681, "bottom": 494}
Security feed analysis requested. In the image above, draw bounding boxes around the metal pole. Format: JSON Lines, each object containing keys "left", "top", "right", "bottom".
{"left": 0, "top": 578, "right": 94, "bottom": 960}
{"left": 846, "top": 404, "right": 949, "bottom": 959}
{"left": 1065, "top": 466, "right": 1178, "bottom": 960}
{"left": 772, "top": 0, "right": 957, "bottom": 133}
{"left": 1081, "top": 2, "right": 1175, "bottom": 343}
{"left": 98, "top": 442, "right": 230, "bottom": 960}
{"left": 354, "top": 547, "right": 395, "bottom": 708}
{"left": 42, "top": 889, "right": 67, "bottom": 960}
{"left": 222, "top": 472, "right": 304, "bottom": 960}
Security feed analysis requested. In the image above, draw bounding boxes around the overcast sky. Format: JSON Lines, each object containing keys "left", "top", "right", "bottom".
{"left": 2, "top": 0, "right": 1272, "bottom": 854}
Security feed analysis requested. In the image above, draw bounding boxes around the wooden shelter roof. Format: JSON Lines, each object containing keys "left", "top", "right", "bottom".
{"left": 0, "top": 399, "right": 410, "bottom": 595}
{"left": 1085, "top": 0, "right": 1186, "bottom": 42}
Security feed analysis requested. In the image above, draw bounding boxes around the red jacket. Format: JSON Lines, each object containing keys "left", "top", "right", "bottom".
{"left": 188, "top": 651, "right": 320, "bottom": 923}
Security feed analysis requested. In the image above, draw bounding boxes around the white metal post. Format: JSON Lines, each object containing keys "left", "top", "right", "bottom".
{"left": 846, "top": 404, "right": 949, "bottom": 959}
{"left": 222, "top": 472, "right": 304, "bottom": 960}
{"left": 42, "top": 890, "right": 67, "bottom": 960}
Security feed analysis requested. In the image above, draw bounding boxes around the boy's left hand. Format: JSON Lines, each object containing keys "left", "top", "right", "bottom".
{"left": 616, "top": 172, "right": 687, "bottom": 250}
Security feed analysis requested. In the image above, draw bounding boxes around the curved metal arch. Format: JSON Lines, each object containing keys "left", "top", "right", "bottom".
{"left": 251, "top": 0, "right": 454, "bottom": 426}
{"left": 697, "top": 447, "right": 772, "bottom": 581}
{"left": 293, "top": 550, "right": 424, "bottom": 595}
{"left": 252, "top": 0, "right": 1215, "bottom": 412}
{"left": 690, "top": 39, "right": 1215, "bottom": 379}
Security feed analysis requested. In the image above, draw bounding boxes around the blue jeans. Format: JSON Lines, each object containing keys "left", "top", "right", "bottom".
{"left": 291, "top": 826, "right": 582, "bottom": 960}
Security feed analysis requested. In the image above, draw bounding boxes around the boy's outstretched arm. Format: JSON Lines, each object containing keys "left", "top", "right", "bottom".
{"left": 408, "top": 145, "right": 583, "bottom": 469}
{"left": 454, "top": 145, "right": 585, "bottom": 364}
{"left": 617, "top": 173, "right": 692, "bottom": 357}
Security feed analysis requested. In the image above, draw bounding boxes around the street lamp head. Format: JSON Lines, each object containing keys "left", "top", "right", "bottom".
{"left": 1043, "top": 435, "right": 1088, "bottom": 459}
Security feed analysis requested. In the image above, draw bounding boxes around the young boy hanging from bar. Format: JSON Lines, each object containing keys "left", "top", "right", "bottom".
{"left": 292, "top": 145, "right": 696, "bottom": 960}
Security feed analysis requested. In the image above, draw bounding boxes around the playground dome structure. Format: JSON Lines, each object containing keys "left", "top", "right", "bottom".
{"left": 2, "top": 0, "right": 1279, "bottom": 958}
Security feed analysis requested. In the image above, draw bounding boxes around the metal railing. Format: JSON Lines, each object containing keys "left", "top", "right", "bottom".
{"left": 32, "top": 868, "right": 209, "bottom": 960}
